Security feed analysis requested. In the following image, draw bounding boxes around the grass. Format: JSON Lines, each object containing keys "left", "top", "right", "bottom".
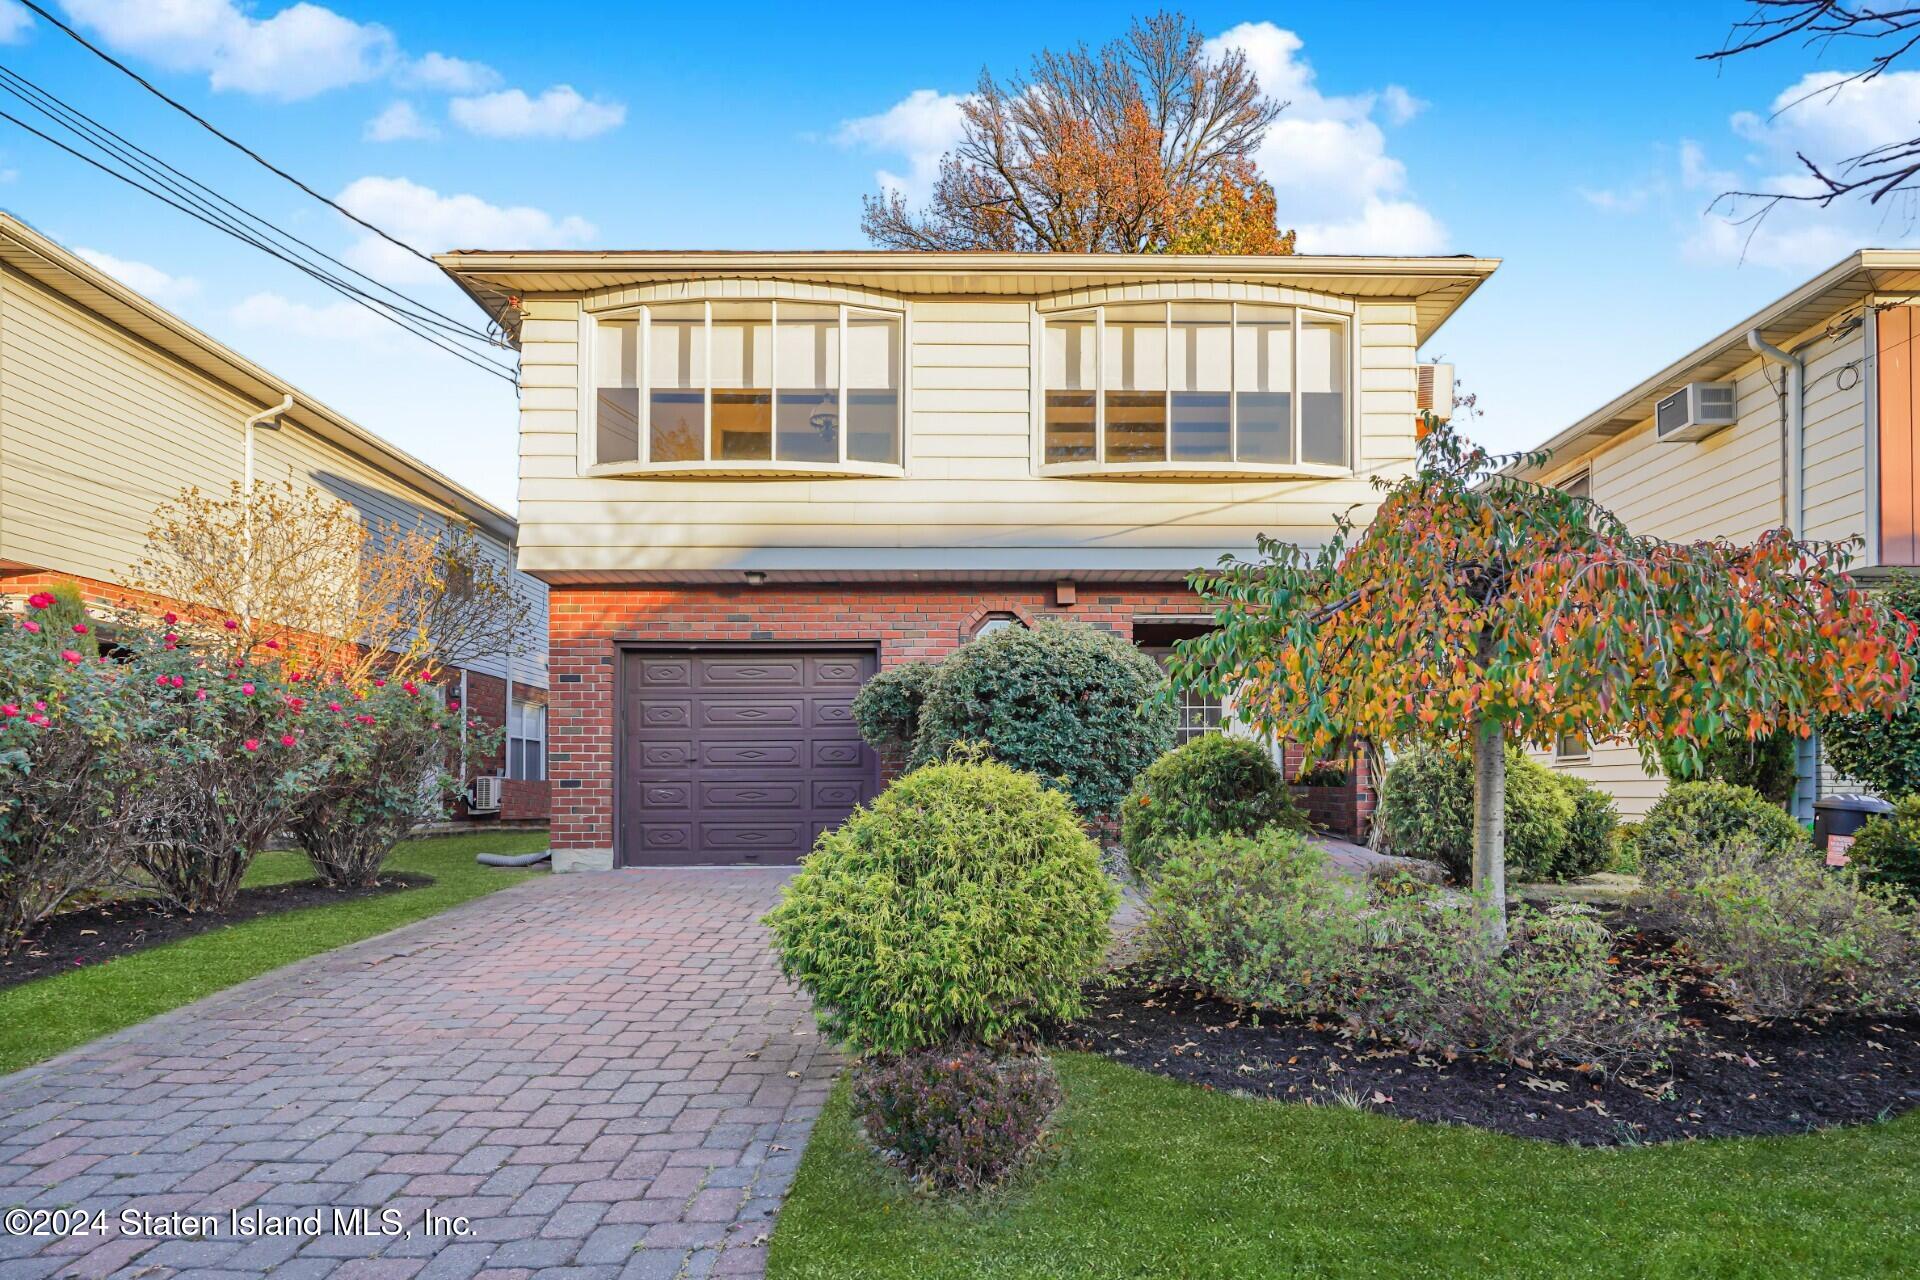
{"left": 770, "top": 1052, "right": 1920, "bottom": 1280}
{"left": 0, "top": 832, "right": 548, "bottom": 1075}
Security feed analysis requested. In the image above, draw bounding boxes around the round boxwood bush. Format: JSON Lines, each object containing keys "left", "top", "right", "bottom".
{"left": 763, "top": 756, "right": 1118, "bottom": 1055}
{"left": 1635, "top": 780, "right": 1806, "bottom": 868}
{"left": 1847, "top": 795, "right": 1920, "bottom": 902}
{"left": 911, "top": 620, "right": 1174, "bottom": 818}
{"left": 1120, "top": 734, "right": 1307, "bottom": 877}
{"left": 851, "top": 660, "right": 938, "bottom": 757}
{"left": 1377, "top": 744, "right": 1574, "bottom": 883}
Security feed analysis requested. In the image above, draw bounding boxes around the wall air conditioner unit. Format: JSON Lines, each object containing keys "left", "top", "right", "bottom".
{"left": 1416, "top": 362, "right": 1454, "bottom": 421}
{"left": 470, "top": 775, "right": 505, "bottom": 814}
{"left": 1654, "top": 381, "right": 1737, "bottom": 442}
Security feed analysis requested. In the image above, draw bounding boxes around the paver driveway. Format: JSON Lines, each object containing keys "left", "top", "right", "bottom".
{"left": 0, "top": 870, "right": 838, "bottom": 1280}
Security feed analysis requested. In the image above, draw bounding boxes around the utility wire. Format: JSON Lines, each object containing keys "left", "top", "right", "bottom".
{"left": 0, "top": 65, "right": 500, "bottom": 347}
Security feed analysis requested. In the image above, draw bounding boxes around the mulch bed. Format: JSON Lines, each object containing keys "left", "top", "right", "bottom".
{"left": 0, "top": 873, "right": 431, "bottom": 990}
{"left": 1064, "top": 910, "right": 1920, "bottom": 1145}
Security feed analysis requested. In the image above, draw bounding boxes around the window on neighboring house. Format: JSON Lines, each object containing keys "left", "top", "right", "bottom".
{"left": 1043, "top": 302, "right": 1349, "bottom": 472}
{"left": 594, "top": 301, "right": 903, "bottom": 471}
{"left": 971, "top": 612, "right": 1024, "bottom": 639}
{"left": 508, "top": 697, "right": 546, "bottom": 781}
{"left": 1136, "top": 622, "right": 1228, "bottom": 746}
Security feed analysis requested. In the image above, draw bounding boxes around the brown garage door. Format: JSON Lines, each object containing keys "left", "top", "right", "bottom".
{"left": 618, "top": 648, "right": 881, "bottom": 866}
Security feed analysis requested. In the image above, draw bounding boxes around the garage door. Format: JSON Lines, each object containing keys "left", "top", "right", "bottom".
{"left": 618, "top": 649, "right": 881, "bottom": 866}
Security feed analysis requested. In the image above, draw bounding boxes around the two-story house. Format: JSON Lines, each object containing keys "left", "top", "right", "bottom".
{"left": 437, "top": 251, "right": 1499, "bottom": 869}
{"left": 1509, "top": 249, "right": 1920, "bottom": 819}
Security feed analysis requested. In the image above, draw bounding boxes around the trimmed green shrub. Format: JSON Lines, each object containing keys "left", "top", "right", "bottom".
{"left": 1821, "top": 569, "right": 1920, "bottom": 799}
{"left": 764, "top": 757, "right": 1117, "bottom": 1055}
{"left": 1377, "top": 745, "right": 1574, "bottom": 883}
{"left": 851, "top": 1048, "right": 1059, "bottom": 1194}
{"left": 1658, "top": 730, "right": 1797, "bottom": 805}
{"left": 851, "top": 661, "right": 938, "bottom": 758}
{"left": 1120, "top": 734, "right": 1307, "bottom": 877}
{"left": 1647, "top": 838, "right": 1920, "bottom": 1017}
{"left": 1555, "top": 775, "right": 1619, "bottom": 879}
{"left": 911, "top": 620, "right": 1174, "bottom": 817}
{"left": 1636, "top": 780, "right": 1805, "bottom": 869}
{"left": 1847, "top": 796, "right": 1920, "bottom": 902}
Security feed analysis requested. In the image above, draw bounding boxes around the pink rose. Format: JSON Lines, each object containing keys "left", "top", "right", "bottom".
{"left": 372, "top": 678, "right": 386, "bottom": 687}
{"left": 279, "top": 734, "right": 296, "bottom": 747}
{"left": 26, "top": 713, "right": 49, "bottom": 727}
{"left": 21, "top": 620, "right": 39, "bottom": 634}
{"left": 72, "top": 623, "right": 87, "bottom": 635}
{"left": 26, "top": 592, "right": 53, "bottom": 609}
{"left": 224, "top": 619, "right": 239, "bottom": 631}
{"left": 285, "top": 696, "right": 306, "bottom": 712}
{"left": 241, "top": 683, "right": 256, "bottom": 696}
{"left": 32, "top": 701, "right": 45, "bottom": 711}
{"left": 264, "top": 639, "right": 280, "bottom": 650}
{"left": 448, "top": 698, "right": 460, "bottom": 710}
{"left": 164, "top": 633, "right": 178, "bottom": 645}
{"left": 327, "top": 701, "right": 343, "bottom": 712}
{"left": 0, "top": 703, "right": 17, "bottom": 717}
{"left": 163, "top": 612, "right": 177, "bottom": 624}
{"left": 154, "top": 674, "right": 170, "bottom": 688}
{"left": 170, "top": 675, "right": 185, "bottom": 688}
{"left": 196, "top": 689, "right": 209, "bottom": 701}
{"left": 243, "top": 739, "right": 260, "bottom": 752}
{"left": 60, "top": 649, "right": 81, "bottom": 664}
{"left": 402, "top": 681, "right": 419, "bottom": 696}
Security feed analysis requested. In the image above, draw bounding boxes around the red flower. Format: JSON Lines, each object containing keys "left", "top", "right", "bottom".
{"left": 154, "top": 674, "right": 170, "bottom": 688}
{"left": 285, "top": 696, "right": 306, "bottom": 712}
{"left": 327, "top": 701, "right": 343, "bottom": 712}
{"left": 71, "top": 623, "right": 88, "bottom": 635}
{"left": 402, "top": 681, "right": 419, "bottom": 696}
{"left": 170, "top": 675, "right": 185, "bottom": 688}
{"left": 26, "top": 592, "right": 53, "bottom": 609}
{"left": 0, "top": 703, "right": 17, "bottom": 718}
{"left": 196, "top": 689, "right": 210, "bottom": 701}
{"left": 59, "top": 649, "right": 81, "bottom": 664}
{"left": 372, "top": 678, "right": 386, "bottom": 687}
{"left": 241, "top": 682, "right": 256, "bottom": 696}
{"left": 21, "top": 620, "right": 39, "bottom": 634}
{"left": 163, "top": 612, "right": 177, "bottom": 624}
{"left": 26, "top": 713, "right": 49, "bottom": 727}
{"left": 243, "top": 739, "right": 260, "bottom": 752}
{"left": 224, "top": 619, "right": 239, "bottom": 631}
{"left": 264, "top": 639, "right": 280, "bottom": 650}
{"left": 279, "top": 734, "right": 296, "bottom": 748}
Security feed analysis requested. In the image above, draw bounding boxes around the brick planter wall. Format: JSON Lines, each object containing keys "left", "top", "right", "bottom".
{"left": 1282, "top": 743, "right": 1374, "bottom": 841}
{"left": 546, "top": 581, "right": 1207, "bottom": 854}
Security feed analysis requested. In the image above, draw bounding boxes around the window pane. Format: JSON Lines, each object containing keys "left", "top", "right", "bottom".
{"left": 1301, "top": 318, "right": 1347, "bottom": 466}
{"left": 848, "top": 311, "right": 900, "bottom": 464}
{"left": 1235, "top": 307, "right": 1292, "bottom": 463}
{"left": 1104, "top": 304, "right": 1166, "bottom": 462}
{"left": 1043, "top": 315, "right": 1096, "bottom": 464}
{"left": 647, "top": 304, "right": 704, "bottom": 463}
{"left": 711, "top": 302, "right": 772, "bottom": 461}
{"left": 776, "top": 304, "right": 839, "bottom": 463}
{"left": 1169, "top": 304, "right": 1231, "bottom": 462}
{"left": 595, "top": 319, "right": 640, "bottom": 463}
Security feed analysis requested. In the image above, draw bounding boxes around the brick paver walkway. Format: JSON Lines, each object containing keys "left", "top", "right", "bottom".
{"left": 0, "top": 870, "right": 837, "bottom": 1280}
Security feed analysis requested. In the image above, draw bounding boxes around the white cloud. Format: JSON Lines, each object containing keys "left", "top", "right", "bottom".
{"left": 61, "top": 0, "right": 396, "bottom": 101}
{"left": 833, "top": 88, "right": 970, "bottom": 200}
{"left": 448, "top": 85, "right": 625, "bottom": 140}
{"left": 74, "top": 247, "right": 200, "bottom": 301}
{"left": 334, "top": 176, "right": 596, "bottom": 282}
{"left": 232, "top": 291, "right": 385, "bottom": 341}
{"left": 1205, "top": 22, "right": 1446, "bottom": 254}
{"left": 397, "top": 51, "right": 499, "bottom": 94}
{"left": 0, "top": 0, "right": 30, "bottom": 44}
{"left": 365, "top": 101, "right": 438, "bottom": 143}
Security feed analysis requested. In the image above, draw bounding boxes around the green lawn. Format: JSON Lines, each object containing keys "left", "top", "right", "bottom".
{"left": 770, "top": 1053, "right": 1918, "bottom": 1280}
{"left": 0, "top": 832, "right": 548, "bottom": 1074}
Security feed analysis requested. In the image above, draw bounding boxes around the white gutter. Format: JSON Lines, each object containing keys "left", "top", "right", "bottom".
{"left": 242, "top": 394, "right": 294, "bottom": 492}
{"left": 239, "top": 394, "right": 294, "bottom": 627}
{"left": 1747, "top": 332, "right": 1803, "bottom": 537}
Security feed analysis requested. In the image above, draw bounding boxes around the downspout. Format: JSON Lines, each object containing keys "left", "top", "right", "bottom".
{"left": 239, "top": 394, "right": 294, "bottom": 628}
{"left": 1745, "top": 331, "right": 1814, "bottom": 821}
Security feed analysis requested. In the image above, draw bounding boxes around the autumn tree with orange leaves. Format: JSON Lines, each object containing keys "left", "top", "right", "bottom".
{"left": 861, "top": 12, "right": 1295, "bottom": 255}
{"left": 1171, "top": 415, "right": 1914, "bottom": 940}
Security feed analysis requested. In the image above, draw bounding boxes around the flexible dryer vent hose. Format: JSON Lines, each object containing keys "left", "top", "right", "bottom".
{"left": 475, "top": 849, "right": 553, "bottom": 868}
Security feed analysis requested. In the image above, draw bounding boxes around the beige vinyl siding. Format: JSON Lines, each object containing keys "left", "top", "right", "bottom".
{"left": 1529, "top": 309, "right": 1872, "bottom": 816}
{"left": 0, "top": 263, "right": 546, "bottom": 684}
{"left": 513, "top": 296, "right": 1422, "bottom": 576}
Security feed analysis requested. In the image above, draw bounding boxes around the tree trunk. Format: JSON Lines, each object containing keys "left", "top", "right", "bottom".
{"left": 1470, "top": 717, "right": 1508, "bottom": 946}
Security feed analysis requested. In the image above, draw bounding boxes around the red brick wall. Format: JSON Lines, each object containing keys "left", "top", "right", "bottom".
{"left": 501, "top": 779, "right": 551, "bottom": 822}
{"left": 1282, "top": 743, "right": 1375, "bottom": 841}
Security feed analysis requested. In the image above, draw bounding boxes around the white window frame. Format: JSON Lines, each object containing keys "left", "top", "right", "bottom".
{"left": 1032, "top": 300, "right": 1357, "bottom": 479}
{"left": 580, "top": 299, "right": 910, "bottom": 478}
{"left": 508, "top": 697, "right": 546, "bottom": 782}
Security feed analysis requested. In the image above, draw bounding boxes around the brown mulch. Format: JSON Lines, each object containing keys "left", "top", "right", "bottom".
{"left": 0, "top": 873, "right": 430, "bottom": 990}
{"left": 1064, "top": 911, "right": 1920, "bottom": 1145}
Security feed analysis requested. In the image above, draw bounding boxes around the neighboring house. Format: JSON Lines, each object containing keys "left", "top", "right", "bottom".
{"left": 0, "top": 212, "right": 551, "bottom": 821}
{"left": 438, "top": 249, "right": 1498, "bottom": 868}
{"left": 1510, "top": 249, "right": 1920, "bottom": 819}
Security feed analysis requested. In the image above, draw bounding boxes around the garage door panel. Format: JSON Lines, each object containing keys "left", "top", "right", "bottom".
{"left": 619, "top": 648, "right": 881, "bottom": 866}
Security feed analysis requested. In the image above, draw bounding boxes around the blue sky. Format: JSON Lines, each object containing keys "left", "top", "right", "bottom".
{"left": 1, "top": 1, "right": 1915, "bottom": 510}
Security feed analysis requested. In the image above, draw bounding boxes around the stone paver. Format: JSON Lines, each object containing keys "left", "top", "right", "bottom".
{"left": 0, "top": 870, "right": 836, "bottom": 1280}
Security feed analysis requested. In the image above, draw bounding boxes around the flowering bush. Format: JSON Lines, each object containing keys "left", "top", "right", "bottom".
{"left": 289, "top": 676, "right": 496, "bottom": 888}
{"left": 0, "top": 593, "right": 145, "bottom": 950}
{"left": 851, "top": 1048, "right": 1060, "bottom": 1194}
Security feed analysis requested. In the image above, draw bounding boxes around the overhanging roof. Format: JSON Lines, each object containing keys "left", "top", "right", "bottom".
{"left": 0, "top": 211, "right": 517, "bottom": 542}
{"left": 435, "top": 249, "right": 1500, "bottom": 347}
{"left": 1514, "top": 248, "right": 1920, "bottom": 477}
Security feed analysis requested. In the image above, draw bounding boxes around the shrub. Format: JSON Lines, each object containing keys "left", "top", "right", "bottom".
{"left": 1647, "top": 839, "right": 1920, "bottom": 1017}
{"left": 1377, "top": 745, "right": 1574, "bottom": 882}
{"left": 1849, "top": 796, "right": 1920, "bottom": 902}
{"left": 765, "top": 757, "right": 1117, "bottom": 1055}
{"left": 1120, "top": 735, "right": 1307, "bottom": 877}
{"left": 288, "top": 676, "right": 491, "bottom": 888}
{"left": 1636, "top": 780, "right": 1805, "bottom": 869}
{"left": 1820, "top": 569, "right": 1920, "bottom": 799}
{"left": 1658, "top": 730, "right": 1797, "bottom": 805}
{"left": 1555, "top": 775, "right": 1619, "bottom": 879}
{"left": 1140, "top": 827, "right": 1365, "bottom": 1011}
{"left": 851, "top": 661, "right": 938, "bottom": 758}
{"left": 851, "top": 1048, "right": 1060, "bottom": 1193}
{"left": 0, "top": 598, "right": 143, "bottom": 949}
{"left": 911, "top": 621, "right": 1174, "bottom": 818}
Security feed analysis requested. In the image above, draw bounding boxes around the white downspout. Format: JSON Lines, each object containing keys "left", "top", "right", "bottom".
{"left": 1746, "top": 330, "right": 1814, "bottom": 821}
{"left": 239, "top": 394, "right": 294, "bottom": 628}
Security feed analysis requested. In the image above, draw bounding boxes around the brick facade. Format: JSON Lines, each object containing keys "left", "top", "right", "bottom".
{"left": 547, "top": 581, "right": 1373, "bottom": 858}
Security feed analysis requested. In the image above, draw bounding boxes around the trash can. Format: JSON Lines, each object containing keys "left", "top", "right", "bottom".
{"left": 1811, "top": 794, "right": 1893, "bottom": 866}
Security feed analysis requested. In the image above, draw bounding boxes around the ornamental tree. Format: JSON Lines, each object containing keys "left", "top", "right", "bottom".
{"left": 1171, "top": 415, "right": 1913, "bottom": 940}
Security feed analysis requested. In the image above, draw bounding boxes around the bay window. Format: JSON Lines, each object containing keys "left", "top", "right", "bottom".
{"left": 593, "top": 300, "right": 903, "bottom": 471}
{"left": 1043, "top": 302, "right": 1350, "bottom": 472}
